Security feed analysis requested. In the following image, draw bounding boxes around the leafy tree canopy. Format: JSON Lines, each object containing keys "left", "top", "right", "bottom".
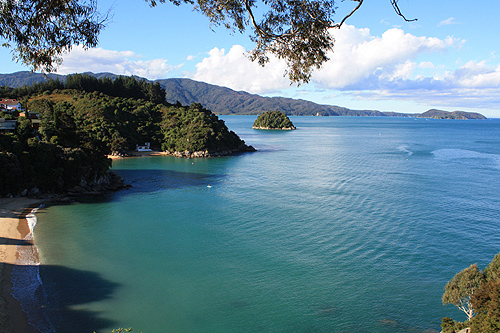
{"left": 443, "top": 264, "right": 485, "bottom": 321}
{"left": 442, "top": 252, "right": 500, "bottom": 332}
{"left": 252, "top": 111, "right": 295, "bottom": 129}
{"left": 0, "top": 0, "right": 105, "bottom": 72}
{"left": 470, "top": 280, "right": 500, "bottom": 333}
{"left": 1, "top": 0, "right": 415, "bottom": 83}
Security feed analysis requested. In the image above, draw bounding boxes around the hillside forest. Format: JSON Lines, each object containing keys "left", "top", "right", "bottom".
{"left": 0, "top": 74, "right": 252, "bottom": 196}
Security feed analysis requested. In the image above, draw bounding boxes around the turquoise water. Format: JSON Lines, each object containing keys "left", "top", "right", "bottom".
{"left": 32, "top": 116, "right": 500, "bottom": 332}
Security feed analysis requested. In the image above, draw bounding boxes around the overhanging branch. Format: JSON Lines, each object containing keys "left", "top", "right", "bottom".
{"left": 332, "top": 0, "right": 363, "bottom": 29}
{"left": 391, "top": 0, "right": 417, "bottom": 22}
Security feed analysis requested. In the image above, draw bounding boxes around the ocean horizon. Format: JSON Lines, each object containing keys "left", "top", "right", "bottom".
{"left": 16, "top": 116, "right": 500, "bottom": 332}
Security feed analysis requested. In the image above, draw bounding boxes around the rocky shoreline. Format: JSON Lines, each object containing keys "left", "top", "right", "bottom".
{"left": 4, "top": 171, "right": 130, "bottom": 203}
{"left": 163, "top": 145, "right": 256, "bottom": 158}
{"left": 252, "top": 126, "right": 296, "bottom": 130}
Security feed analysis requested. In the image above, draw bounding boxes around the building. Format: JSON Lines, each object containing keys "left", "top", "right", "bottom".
{"left": 0, "top": 99, "right": 22, "bottom": 112}
{"left": 18, "top": 111, "right": 40, "bottom": 119}
{"left": 0, "top": 118, "right": 17, "bottom": 132}
{"left": 19, "top": 111, "right": 41, "bottom": 129}
{"left": 136, "top": 142, "right": 153, "bottom": 152}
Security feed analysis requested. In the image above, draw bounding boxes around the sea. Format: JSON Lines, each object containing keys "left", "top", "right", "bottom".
{"left": 13, "top": 116, "right": 500, "bottom": 332}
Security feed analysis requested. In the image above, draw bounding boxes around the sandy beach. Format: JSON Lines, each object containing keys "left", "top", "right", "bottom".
{"left": 108, "top": 150, "right": 169, "bottom": 160}
{"left": 0, "top": 197, "right": 44, "bottom": 333}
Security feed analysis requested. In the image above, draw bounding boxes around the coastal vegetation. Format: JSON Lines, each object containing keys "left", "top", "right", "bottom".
{"left": 0, "top": 73, "right": 489, "bottom": 119}
{"left": 441, "top": 252, "right": 500, "bottom": 332}
{"left": 252, "top": 111, "right": 296, "bottom": 130}
{"left": 0, "top": 74, "right": 253, "bottom": 196}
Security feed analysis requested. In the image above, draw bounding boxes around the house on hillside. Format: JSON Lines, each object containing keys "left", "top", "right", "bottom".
{"left": 0, "top": 118, "right": 17, "bottom": 132}
{"left": 19, "top": 111, "right": 41, "bottom": 129}
{"left": 0, "top": 99, "right": 22, "bottom": 113}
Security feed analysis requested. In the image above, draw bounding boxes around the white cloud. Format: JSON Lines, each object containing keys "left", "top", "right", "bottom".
{"left": 186, "top": 55, "right": 196, "bottom": 61}
{"left": 439, "top": 17, "right": 459, "bottom": 27}
{"left": 455, "top": 61, "right": 500, "bottom": 88}
{"left": 189, "top": 45, "right": 290, "bottom": 94}
{"left": 312, "top": 25, "right": 453, "bottom": 89}
{"left": 418, "top": 61, "right": 435, "bottom": 69}
{"left": 59, "top": 45, "right": 180, "bottom": 80}
{"left": 189, "top": 25, "right": 457, "bottom": 94}
{"left": 390, "top": 61, "right": 417, "bottom": 80}
{"left": 338, "top": 59, "right": 500, "bottom": 111}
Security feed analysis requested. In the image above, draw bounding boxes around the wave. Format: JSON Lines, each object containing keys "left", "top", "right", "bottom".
{"left": 11, "top": 205, "right": 56, "bottom": 333}
{"left": 397, "top": 145, "right": 413, "bottom": 156}
{"left": 432, "top": 148, "right": 500, "bottom": 169}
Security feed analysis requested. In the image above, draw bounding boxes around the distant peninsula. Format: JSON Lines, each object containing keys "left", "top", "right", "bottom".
{"left": 0, "top": 72, "right": 488, "bottom": 119}
{"left": 418, "top": 109, "right": 486, "bottom": 120}
{"left": 252, "top": 111, "right": 296, "bottom": 130}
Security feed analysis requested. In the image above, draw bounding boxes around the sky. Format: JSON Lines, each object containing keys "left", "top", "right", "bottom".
{"left": 1, "top": 0, "right": 500, "bottom": 117}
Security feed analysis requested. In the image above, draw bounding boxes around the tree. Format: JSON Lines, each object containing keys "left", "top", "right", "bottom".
{"left": 153, "top": 0, "right": 415, "bottom": 83}
{"left": 484, "top": 252, "right": 500, "bottom": 282}
{"left": 1, "top": 0, "right": 414, "bottom": 84}
{"left": 442, "top": 264, "right": 485, "bottom": 321}
{"left": 443, "top": 252, "right": 500, "bottom": 332}
{"left": 252, "top": 111, "right": 295, "bottom": 129}
{"left": 0, "top": 0, "right": 105, "bottom": 72}
{"left": 470, "top": 280, "right": 500, "bottom": 333}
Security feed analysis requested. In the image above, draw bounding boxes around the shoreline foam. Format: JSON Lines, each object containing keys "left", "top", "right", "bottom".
{"left": 12, "top": 205, "right": 56, "bottom": 333}
{"left": 0, "top": 198, "right": 45, "bottom": 332}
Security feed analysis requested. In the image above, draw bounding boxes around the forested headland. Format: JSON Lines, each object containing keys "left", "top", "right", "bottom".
{"left": 0, "top": 74, "right": 254, "bottom": 197}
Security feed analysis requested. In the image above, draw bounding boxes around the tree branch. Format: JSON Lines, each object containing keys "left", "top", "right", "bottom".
{"left": 332, "top": 0, "right": 363, "bottom": 29}
{"left": 390, "top": 0, "right": 417, "bottom": 22}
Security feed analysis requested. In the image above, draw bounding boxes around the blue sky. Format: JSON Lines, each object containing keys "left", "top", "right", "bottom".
{"left": 1, "top": 0, "right": 500, "bottom": 117}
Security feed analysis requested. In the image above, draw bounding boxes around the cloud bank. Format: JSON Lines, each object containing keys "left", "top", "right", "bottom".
{"left": 59, "top": 46, "right": 179, "bottom": 80}
{"left": 58, "top": 25, "right": 500, "bottom": 111}
{"left": 191, "top": 45, "right": 290, "bottom": 94}
{"left": 188, "top": 25, "right": 500, "bottom": 110}
{"left": 187, "top": 25, "right": 457, "bottom": 93}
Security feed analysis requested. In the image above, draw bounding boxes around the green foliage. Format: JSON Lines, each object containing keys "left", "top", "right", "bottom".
{"left": 65, "top": 91, "right": 165, "bottom": 152}
{"left": 443, "top": 252, "right": 500, "bottom": 332}
{"left": 149, "top": 0, "right": 412, "bottom": 83}
{"left": 0, "top": 76, "right": 252, "bottom": 195}
{"left": 443, "top": 264, "right": 485, "bottom": 321}
{"left": 484, "top": 252, "right": 500, "bottom": 282}
{"left": 0, "top": 0, "right": 104, "bottom": 72}
{"left": 253, "top": 111, "right": 295, "bottom": 129}
{"left": 470, "top": 280, "right": 500, "bottom": 332}
{"left": 441, "top": 317, "right": 469, "bottom": 333}
{"left": 0, "top": 152, "right": 23, "bottom": 196}
{"left": 64, "top": 74, "right": 166, "bottom": 104}
{"left": 2, "top": 0, "right": 414, "bottom": 83}
{"left": 161, "top": 103, "right": 247, "bottom": 153}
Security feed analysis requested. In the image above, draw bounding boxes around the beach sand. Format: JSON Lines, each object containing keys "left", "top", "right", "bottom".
{"left": 0, "top": 197, "right": 43, "bottom": 333}
{"left": 108, "top": 150, "right": 169, "bottom": 159}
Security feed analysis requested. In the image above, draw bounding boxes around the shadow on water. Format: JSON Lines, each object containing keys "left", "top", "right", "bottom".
{"left": 9, "top": 263, "right": 119, "bottom": 332}
{"left": 114, "top": 169, "right": 226, "bottom": 194}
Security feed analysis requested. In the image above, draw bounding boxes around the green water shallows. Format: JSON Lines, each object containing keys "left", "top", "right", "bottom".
{"left": 33, "top": 116, "right": 500, "bottom": 332}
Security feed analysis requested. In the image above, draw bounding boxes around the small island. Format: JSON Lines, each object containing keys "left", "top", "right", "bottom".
{"left": 252, "top": 111, "right": 296, "bottom": 130}
{"left": 417, "top": 109, "right": 487, "bottom": 120}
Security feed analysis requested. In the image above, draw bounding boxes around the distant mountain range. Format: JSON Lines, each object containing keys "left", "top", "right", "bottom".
{"left": 0, "top": 71, "right": 487, "bottom": 119}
